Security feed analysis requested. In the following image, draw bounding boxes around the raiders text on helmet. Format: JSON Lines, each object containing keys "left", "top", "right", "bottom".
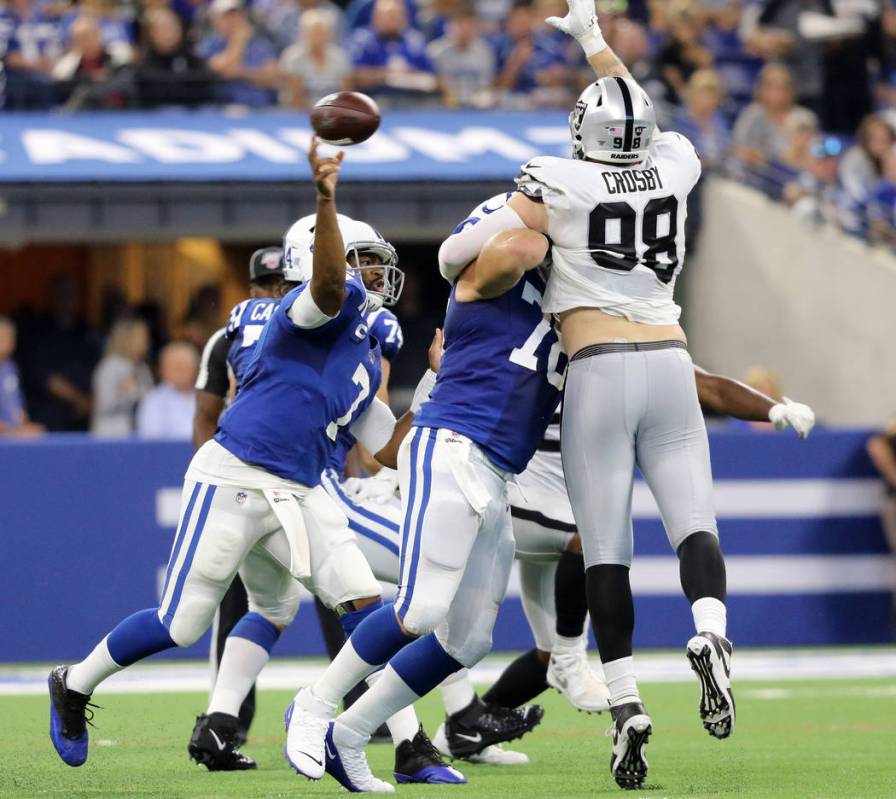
{"left": 569, "top": 77, "right": 656, "bottom": 165}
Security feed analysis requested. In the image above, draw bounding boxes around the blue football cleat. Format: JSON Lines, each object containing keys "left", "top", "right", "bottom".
{"left": 48, "top": 665, "right": 93, "bottom": 767}
{"left": 394, "top": 726, "right": 467, "bottom": 784}
{"left": 325, "top": 722, "right": 394, "bottom": 792}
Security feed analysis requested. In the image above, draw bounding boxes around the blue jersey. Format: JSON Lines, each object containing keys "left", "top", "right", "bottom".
{"left": 414, "top": 272, "right": 565, "bottom": 474}
{"left": 215, "top": 277, "right": 382, "bottom": 486}
{"left": 327, "top": 307, "right": 403, "bottom": 475}
{"left": 225, "top": 298, "right": 279, "bottom": 386}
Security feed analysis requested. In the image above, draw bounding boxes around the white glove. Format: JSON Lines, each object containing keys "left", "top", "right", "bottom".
{"left": 545, "top": 0, "right": 607, "bottom": 56}
{"left": 351, "top": 468, "right": 400, "bottom": 506}
{"left": 768, "top": 397, "right": 816, "bottom": 439}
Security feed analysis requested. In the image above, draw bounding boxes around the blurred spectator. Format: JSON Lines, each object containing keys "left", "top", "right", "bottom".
{"left": 864, "top": 148, "right": 896, "bottom": 244}
{"left": 839, "top": 115, "right": 896, "bottom": 206}
{"left": 700, "top": 0, "right": 761, "bottom": 115}
{"left": 180, "top": 284, "right": 223, "bottom": 352}
{"left": 60, "top": 0, "right": 134, "bottom": 65}
{"left": 197, "top": 0, "right": 278, "bottom": 107}
{"left": 657, "top": 0, "right": 713, "bottom": 106}
{"left": 17, "top": 276, "right": 100, "bottom": 432}
{"left": 742, "top": 0, "right": 874, "bottom": 131}
{"left": 280, "top": 8, "right": 351, "bottom": 107}
{"left": 0, "top": 317, "right": 43, "bottom": 438}
{"left": 51, "top": 14, "right": 129, "bottom": 109}
{"left": 91, "top": 318, "right": 153, "bottom": 437}
{"left": 866, "top": 419, "right": 896, "bottom": 626}
{"left": 134, "top": 7, "right": 214, "bottom": 107}
{"left": 261, "top": 0, "right": 345, "bottom": 54}
{"left": 493, "top": 0, "right": 570, "bottom": 108}
{"left": 2, "top": 0, "right": 63, "bottom": 109}
{"left": 782, "top": 134, "right": 849, "bottom": 227}
{"left": 732, "top": 63, "right": 812, "bottom": 167}
{"left": 344, "top": 0, "right": 418, "bottom": 33}
{"left": 672, "top": 68, "right": 728, "bottom": 169}
{"left": 349, "top": 0, "right": 438, "bottom": 106}
{"left": 774, "top": 107, "right": 819, "bottom": 178}
{"left": 136, "top": 341, "right": 198, "bottom": 439}
{"left": 427, "top": 3, "right": 496, "bottom": 108}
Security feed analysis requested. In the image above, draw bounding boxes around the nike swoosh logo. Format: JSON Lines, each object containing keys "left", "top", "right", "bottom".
{"left": 325, "top": 742, "right": 336, "bottom": 760}
{"left": 301, "top": 751, "right": 323, "bottom": 767}
{"left": 455, "top": 732, "right": 482, "bottom": 743}
{"left": 209, "top": 730, "right": 227, "bottom": 751}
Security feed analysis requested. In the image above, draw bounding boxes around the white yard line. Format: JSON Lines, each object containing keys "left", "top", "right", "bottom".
{"left": 3, "top": 649, "right": 896, "bottom": 696}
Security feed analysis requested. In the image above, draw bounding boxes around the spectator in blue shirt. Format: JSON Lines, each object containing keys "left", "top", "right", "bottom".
{"left": 2, "top": 0, "right": 63, "bottom": 108}
{"left": 492, "top": 0, "right": 569, "bottom": 108}
{"left": 349, "top": 0, "right": 438, "bottom": 106}
{"left": 671, "top": 68, "right": 729, "bottom": 171}
{"left": 197, "top": 0, "right": 278, "bottom": 107}
{"left": 60, "top": 0, "right": 134, "bottom": 66}
{"left": 0, "top": 317, "right": 43, "bottom": 438}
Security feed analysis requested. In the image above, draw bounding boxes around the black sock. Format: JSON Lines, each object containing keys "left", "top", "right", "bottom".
{"left": 482, "top": 648, "right": 548, "bottom": 708}
{"left": 677, "top": 531, "right": 727, "bottom": 604}
{"left": 555, "top": 550, "right": 588, "bottom": 638}
{"left": 314, "top": 596, "right": 347, "bottom": 661}
{"left": 587, "top": 564, "right": 634, "bottom": 663}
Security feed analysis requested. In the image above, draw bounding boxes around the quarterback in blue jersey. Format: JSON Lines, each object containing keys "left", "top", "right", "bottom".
{"left": 46, "top": 139, "right": 411, "bottom": 772}
{"left": 285, "top": 195, "right": 558, "bottom": 792}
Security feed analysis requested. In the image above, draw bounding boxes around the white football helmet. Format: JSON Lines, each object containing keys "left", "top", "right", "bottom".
{"left": 570, "top": 77, "right": 656, "bottom": 164}
{"left": 282, "top": 214, "right": 403, "bottom": 310}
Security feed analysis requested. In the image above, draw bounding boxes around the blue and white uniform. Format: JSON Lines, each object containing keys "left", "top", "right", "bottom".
{"left": 159, "top": 277, "right": 385, "bottom": 647}
{"left": 321, "top": 307, "right": 405, "bottom": 584}
{"left": 396, "top": 260, "right": 565, "bottom": 666}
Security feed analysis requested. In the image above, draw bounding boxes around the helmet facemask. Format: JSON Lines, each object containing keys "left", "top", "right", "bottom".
{"left": 347, "top": 241, "right": 404, "bottom": 310}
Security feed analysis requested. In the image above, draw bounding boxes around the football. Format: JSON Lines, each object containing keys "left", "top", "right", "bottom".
{"left": 310, "top": 91, "right": 381, "bottom": 146}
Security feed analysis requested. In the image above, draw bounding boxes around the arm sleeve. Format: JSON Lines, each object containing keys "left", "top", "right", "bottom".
{"left": 195, "top": 328, "right": 231, "bottom": 397}
{"left": 283, "top": 281, "right": 365, "bottom": 331}
{"left": 349, "top": 397, "right": 397, "bottom": 454}
{"left": 287, "top": 288, "right": 338, "bottom": 329}
{"left": 438, "top": 203, "right": 526, "bottom": 284}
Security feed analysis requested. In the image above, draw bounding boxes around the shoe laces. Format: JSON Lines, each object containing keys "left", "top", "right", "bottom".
{"left": 414, "top": 733, "right": 449, "bottom": 766}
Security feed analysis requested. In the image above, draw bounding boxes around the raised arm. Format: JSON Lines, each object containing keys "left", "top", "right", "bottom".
{"left": 694, "top": 365, "right": 816, "bottom": 439}
{"left": 308, "top": 136, "right": 347, "bottom": 317}
{"left": 545, "top": 0, "right": 633, "bottom": 81}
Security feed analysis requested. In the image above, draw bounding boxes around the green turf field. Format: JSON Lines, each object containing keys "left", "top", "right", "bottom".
{"left": 3, "top": 678, "right": 895, "bottom": 799}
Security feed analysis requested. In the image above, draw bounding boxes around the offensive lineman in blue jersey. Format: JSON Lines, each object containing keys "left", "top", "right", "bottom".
{"left": 46, "top": 139, "right": 413, "bottom": 771}
{"left": 285, "top": 195, "right": 561, "bottom": 792}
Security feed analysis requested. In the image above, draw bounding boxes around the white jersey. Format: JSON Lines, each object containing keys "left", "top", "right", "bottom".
{"left": 516, "top": 131, "right": 701, "bottom": 324}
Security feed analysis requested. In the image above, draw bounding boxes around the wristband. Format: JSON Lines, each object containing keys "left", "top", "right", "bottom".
{"left": 579, "top": 29, "right": 608, "bottom": 57}
{"left": 410, "top": 369, "right": 438, "bottom": 414}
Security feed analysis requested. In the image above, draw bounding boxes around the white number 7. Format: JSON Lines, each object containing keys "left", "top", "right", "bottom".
{"left": 508, "top": 282, "right": 566, "bottom": 389}
{"left": 326, "top": 363, "right": 371, "bottom": 441}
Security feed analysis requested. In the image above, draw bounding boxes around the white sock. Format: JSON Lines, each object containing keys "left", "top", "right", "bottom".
{"left": 208, "top": 637, "right": 270, "bottom": 717}
{"left": 439, "top": 668, "right": 475, "bottom": 716}
{"left": 552, "top": 634, "right": 585, "bottom": 655}
{"left": 313, "top": 639, "right": 380, "bottom": 707}
{"left": 602, "top": 656, "right": 640, "bottom": 707}
{"left": 691, "top": 597, "right": 727, "bottom": 638}
{"left": 67, "top": 637, "right": 122, "bottom": 695}
{"left": 340, "top": 665, "right": 418, "bottom": 740}
{"left": 367, "top": 669, "right": 420, "bottom": 747}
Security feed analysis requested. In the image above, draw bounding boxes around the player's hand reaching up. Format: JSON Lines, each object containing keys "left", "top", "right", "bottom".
{"left": 545, "top": 0, "right": 605, "bottom": 55}
{"left": 308, "top": 135, "right": 344, "bottom": 201}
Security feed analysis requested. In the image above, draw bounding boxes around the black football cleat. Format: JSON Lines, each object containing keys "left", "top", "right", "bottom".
{"left": 189, "top": 712, "right": 257, "bottom": 771}
{"left": 443, "top": 696, "right": 543, "bottom": 758}
{"left": 394, "top": 726, "right": 466, "bottom": 784}
{"left": 687, "top": 632, "right": 736, "bottom": 739}
{"left": 608, "top": 701, "right": 652, "bottom": 790}
{"left": 48, "top": 665, "right": 97, "bottom": 767}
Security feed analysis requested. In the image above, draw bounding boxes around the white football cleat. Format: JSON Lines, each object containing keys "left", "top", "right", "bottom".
{"left": 284, "top": 687, "right": 337, "bottom": 780}
{"left": 432, "top": 723, "right": 529, "bottom": 765}
{"left": 686, "top": 632, "right": 735, "bottom": 739}
{"left": 327, "top": 721, "right": 395, "bottom": 793}
{"left": 546, "top": 646, "right": 610, "bottom": 713}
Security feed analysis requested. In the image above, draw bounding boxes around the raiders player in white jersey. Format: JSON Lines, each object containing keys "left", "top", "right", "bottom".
{"left": 437, "top": 0, "right": 814, "bottom": 789}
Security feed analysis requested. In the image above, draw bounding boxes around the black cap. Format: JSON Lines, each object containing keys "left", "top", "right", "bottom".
{"left": 249, "top": 247, "right": 284, "bottom": 283}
